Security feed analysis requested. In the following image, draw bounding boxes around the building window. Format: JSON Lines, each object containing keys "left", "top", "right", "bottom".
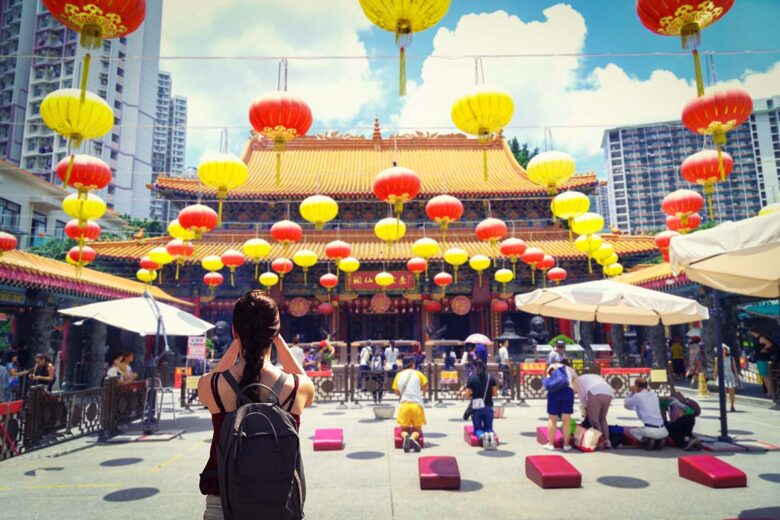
{"left": 115, "top": 83, "right": 123, "bottom": 93}
{"left": 0, "top": 198, "right": 20, "bottom": 230}
{"left": 54, "top": 219, "right": 66, "bottom": 239}
{"left": 111, "top": 133, "right": 119, "bottom": 143}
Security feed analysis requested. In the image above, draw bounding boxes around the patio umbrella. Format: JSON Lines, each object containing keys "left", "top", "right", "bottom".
{"left": 515, "top": 279, "right": 708, "bottom": 326}
{"left": 464, "top": 333, "right": 492, "bottom": 345}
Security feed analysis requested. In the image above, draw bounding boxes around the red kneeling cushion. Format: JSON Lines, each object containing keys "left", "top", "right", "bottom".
{"left": 313, "top": 428, "right": 344, "bottom": 451}
{"left": 525, "top": 455, "right": 582, "bottom": 489}
{"left": 394, "top": 426, "right": 424, "bottom": 449}
{"left": 464, "top": 425, "right": 499, "bottom": 447}
{"left": 536, "top": 426, "right": 572, "bottom": 448}
{"left": 678, "top": 455, "right": 747, "bottom": 488}
{"left": 419, "top": 456, "right": 461, "bottom": 490}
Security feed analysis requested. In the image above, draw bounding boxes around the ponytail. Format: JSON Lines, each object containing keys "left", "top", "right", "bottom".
{"left": 232, "top": 290, "right": 280, "bottom": 402}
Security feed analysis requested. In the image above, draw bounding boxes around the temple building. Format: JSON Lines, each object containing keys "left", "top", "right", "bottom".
{"left": 91, "top": 122, "right": 658, "bottom": 352}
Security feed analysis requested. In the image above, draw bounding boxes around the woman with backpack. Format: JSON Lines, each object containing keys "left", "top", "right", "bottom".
{"left": 460, "top": 359, "right": 498, "bottom": 450}
{"left": 198, "top": 290, "right": 315, "bottom": 520}
{"left": 542, "top": 359, "right": 578, "bottom": 452}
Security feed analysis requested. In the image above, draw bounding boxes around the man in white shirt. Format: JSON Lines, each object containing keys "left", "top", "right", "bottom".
{"left": 290, "top": 336, "right": 305, "bottom": 369}
{"left": 384, "top": 341, "right": 400, "bottom": 378}
{"left": 358, "top": 342, "right": 372, "bottom": 391}
{"left": 624, "top": 378, "right": 669, "bottom": 450}
{"left": 547, "top": 340, "right": 567, "bottom": 365}
{"left": 498, "top": 341, "right": 510, "bottom": 396}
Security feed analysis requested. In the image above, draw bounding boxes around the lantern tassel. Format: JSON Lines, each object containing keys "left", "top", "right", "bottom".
{"left": 399, "top": 47, "right": 407, "bottom": 97}
{"left": 482, "top": 147, "right": 488, "bottom": 182}
{"left": 568, "top": 218, "right": 574, "bottom": 243}
{"left": 512, "top": 259, "right": 516, "bottom": 278}
{"left": 692, "top": 49, "right": 705, "bottom": 97}
{"left": 587, "top": 255, "right": 593, "bottom": 274}
{"left": 454, "top": 268, "right": 458, "bottom": 284}
{"left": 716, "top": 145, "right": 726, "bottom": 183}
{"left": 531, "top": 266, "right": 536, "bottom": 285}
{"left": 175, "top": 263, "right": 180, "bottom": 281}
{"left": 79, "top": 53, "right": 91, "bottom": 104}
{"left": 704, "top": 184, "right": 715, "bottom": 222}
{"left": 159, "top": 269, "right": 163, "bottom": 285}
{"left": 478, "top": 272, "right": 483, "bottom": 286}
{"left": 275, "top": 151, "right": 282, "bottom": 186}
{"left": 230, "top": 269, "right": 235, "bottom": 287}
{"left": 62, "top": 153, "right": 76, "bottom": 189}
{"left": 304, "top": 269, "right": 308, "bottom": 286}
{"left": 254, "top": 262, "right": 259, "bottom": 280}
{"left": 543, "top": 274, "right": 547, "bottom": 288}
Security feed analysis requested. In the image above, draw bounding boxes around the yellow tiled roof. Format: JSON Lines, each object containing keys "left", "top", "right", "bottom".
{"left": 91, "top": 229, "right": 657, "bottom": 264}
{"left": 153, "top": 135, "right": 597, "bottom": 198}
{"left": 0, "top": 250, "right": 191, "bottom": 306}
{"left": 616, "top": 263, "right": 688, "bottom": 287}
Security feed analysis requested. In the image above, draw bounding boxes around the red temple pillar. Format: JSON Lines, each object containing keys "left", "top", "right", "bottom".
{"left": 558, "top": 318, "right": 572, "bottom": 338}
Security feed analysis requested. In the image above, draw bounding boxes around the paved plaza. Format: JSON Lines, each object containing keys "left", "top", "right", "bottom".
{"left": 1, "top": 395, "right": 779, "bottom": 520}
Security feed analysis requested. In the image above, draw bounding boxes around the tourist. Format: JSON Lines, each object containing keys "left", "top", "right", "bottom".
{"left": 497, "top": 340, "right": 510, "bottom": 396}
{"left": 543, "top": 359, "right": 577, "bottom": 452}
{"left": 358, "top": 342, "right": 372, "bottom": 390}
{"left": 461, "top": 359, "right": 498, "bottom": 449}
{"left": 121, "top": 352, "right": 138, "bottom": 382}
{"left": 462, "top": 344, "right": 477, "bottom": 377}
{"left": 573, "top": 372, "right": 614, "bottom": 448}
{"left": 106, "top": 352, "right": 127, "bottom": 383}
{"left": 197, "top": 290, "right": 314, "bottom": 519}
{"left": 686, "top": 335, "right": 704, "bottom": 387}
{"left": 369, "top": 345, "right": 385, "bottom": 404}
{"left": 29, "top": 354, "right": 55, "bottom": 392}
{"left": 443, "top": 347, "right": 457, "bottom": 371}
{"left": 714, "top": 344, "right": 740, "bottom": 412}
{"left": 392, "top": 355, "right": 427, "bottom": 453}
{"left": 290, "top": 335, "right": 305, "bottom": 369}
{"left": 474, "top": 342, "right": 488, "bottom": 364}
{"left": 384, "top": 340, "right": 399, "bottom": 379}
{"left": 752, "top": 330, "right": 777, "bottom": 399}
{"left": 669, "top": 337, "right": 685, "bottom": 380}
{"left": 660, "top": 391, "right": 701, "bottom": 451}
{"left": 623, "top": 377, "right": 669, "bottom": 450}
{"left": 412, "top": 342, "right": 425, "bottom": 371}
{"left": 318, "top": 340, "right": 335, "bottom": 371}
{"left": 642, "top": 341, "right": 653, "bottom": 367}
{"left": 4, "top": 351, "right": 28, "bottom": 400}
{"left": 547, "top": 339, "right": 567, "bottom": 365}
{"left": 303, "top": 348, "right": 319, "bottom": 372}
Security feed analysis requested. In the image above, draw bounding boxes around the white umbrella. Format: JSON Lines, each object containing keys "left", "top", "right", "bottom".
{"left": 464, "top": 333, "right": 492, "bottom": 345}
{"left": 669, "top": 212, "right": 780, "bottom": 298}
{"left": 59, "top": 294, "right": 214, "bottom": 336}
{"left": 515, "top": 279, "right": 708, "bottom": 326}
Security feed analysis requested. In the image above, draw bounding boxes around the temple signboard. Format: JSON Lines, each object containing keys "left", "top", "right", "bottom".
{"left": 349, "top": 271, "right": 415, "bottom": 291}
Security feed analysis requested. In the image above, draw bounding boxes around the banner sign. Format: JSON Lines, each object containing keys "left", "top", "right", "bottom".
{"left": 187, "top": 336, "right": 207, "bottom": 360}
{"left": 349, "top": 271, "right": 415, "bottom": 291}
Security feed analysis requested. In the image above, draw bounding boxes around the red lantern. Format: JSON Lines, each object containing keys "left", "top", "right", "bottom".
{"left": 0, "top": 231, "right": 18, "bottom": 256}
{"left": 272, "top": 257, "right": 294, "bottom": 291}
{"left": 666, "top": 213, "right": 701, "bottom": 234}
{"left": 139, "top": 255, "right": 159, "bottom": 272}
{"left": 407, "top": 257, "right": 427, "bottom": 287}
{"left": 373, "top": 166, "right": 420, "bottom": 219}
{"left": 520, "top": 247, "right": 545, "bottom": 285}
{"left": 178, "top": 204, "right": 218, "bottom": 239}
{"left": 55, "top": 155, "right": 112, "bottom": 193}
{"left": 64, "top": 219, "right": 101, "bottom": 247}
{"left": 42, "top": 0, "right": 146, "bottom": 49}
{"left": 325, "top": 240, "right": 351, "bottom": 262}
{"left": 221, "top": 249, "right": 245, "bottom": 287}
{"left": 203, "top": 272, "right": 224, "bottom": 295}
{"left": 270, "top": 220, "right": 303, "bottom": 255}
{"left": 423, "top": 300, "right": 442, "bottom": 313}
{"left": 68, "top": 245, "right": 96, "bottom": 269}
{"left": 476, "top": 218, "right": 508, "bottom": 261}
{"left": 433, "top": 272, "right": 453, "bottom": 297}
{"left": 681, "top": 150, "right": 734, "bottom": 220}
{"left": 248, "top": 92, "right": 312, "bottom": 185}
{"left": 547, "top": 267, "right": 567, "bottom": 285}
{"left": 662, "top": 189, "right": 704, "bottom": 227}
{"left": 426, "top": 194, "right": 463, "bottom": 241}
{"left": 500, "top": 237, "right": 527, "bottom": 276}
{"left": 317, "top": 302, "right": 335, "bottom": 315}
{"left": 320, "top": 273, "right": 339, "bottom": 301}
{"left": 166, "top": 239, "right": 193, "bottom": 281}
{"left": 537, "top": 254, "right": 555, "bottom": 287}
{"left": 491, "top": 299, "right": 509, "bottom": 313}
{"left": 655, "top": 230, "right": 680, "bottom": 262}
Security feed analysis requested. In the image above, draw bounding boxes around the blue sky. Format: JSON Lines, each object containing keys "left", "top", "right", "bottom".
{"left": 161, "top": 1, "right": 780, "bottom": 177}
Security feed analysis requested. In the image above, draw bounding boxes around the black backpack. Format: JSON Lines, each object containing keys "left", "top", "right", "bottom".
{"left": 218, "top": 370, "right": 305, "bottom": 520}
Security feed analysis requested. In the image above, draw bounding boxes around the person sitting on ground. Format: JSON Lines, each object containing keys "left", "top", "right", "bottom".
{"left": 460, "top": 359, "right": 498, "bottom": 450}
{"left": 624, "top": 377, "right": 669, "bottom": 450}
{"left": 714, "top": 344, "right": 740, "bottom": 412}
{"left": 572, "top": 372, "right": 615, "bottom": 448}
{"left": 660, "top": 391, "right": 701, "bottom": 451}
{"left": 543, "top": 359, "right": 578, "bottom": 452}
{"left": 5, "top": 351, "right": 29, "bottom": 400}
{"left": 303, "top": 348, "right": 319, "bottom": 372}
{"left": 29, "top": 354, "right": 55, "bottom": 391}
{"left": 547, "top": 339, "right": 567, "bottom": 366}
{"left": 121, "top": 352, "right": 138, "bottom": 382}
{"left": 197, "top": 290, "right": 314, "bottom": 519}
{"left": 392, "top": 355, "right": 428, "bottom": 453}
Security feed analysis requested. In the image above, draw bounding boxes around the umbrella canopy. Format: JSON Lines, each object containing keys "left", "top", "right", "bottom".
{"left": 515, "top": 279, "right": 708, "bottom": 326}
{"left": 60, "top": 295, "right": 214, "bottom": 336}
{"left": 670, "top": 212, "right": 780, "bottom": 298}
{"left": 464, "top": 333, "right": 492, "bottom": 346}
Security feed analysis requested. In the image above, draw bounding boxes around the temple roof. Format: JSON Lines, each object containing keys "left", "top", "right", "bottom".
{"left": 91, "top": 229, "right": 656, "bottom": 264}
{"left": 616, "top": 262, "right": 690, "bottom": 289}
{"left": 0, "top": 250, "right": 190, "bottom": 306}
{"left": 153, "top": 132, "right": 597, "bottom": 199}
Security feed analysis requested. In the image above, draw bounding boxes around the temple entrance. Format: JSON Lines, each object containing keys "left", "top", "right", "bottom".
{"left": 438, "top": 312, "right": 473, "bottom": 341}
{"left": 287, "top": 314, "right": 320, "bottom": 343}
{"left": 346, "top": 312, "right": 416, "bottom": 343}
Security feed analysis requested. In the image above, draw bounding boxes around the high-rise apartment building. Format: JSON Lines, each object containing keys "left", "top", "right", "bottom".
{"left": 151, "top": 71, "right": 187, "bottom": 220}
{"left": 602, "top": 97, "right": 776, "bottom": 234}
{"left": 0, "top": 0, "right": 163, "bottom": 219}
{"left": 592, "top": 180, "right": 611, "bottom": 228}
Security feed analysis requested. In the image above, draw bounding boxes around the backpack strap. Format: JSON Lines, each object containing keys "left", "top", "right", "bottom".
{"left": 211, "top": 372, "right": 226, "bottom": 413}
{"left": 221, "top": 370, "right": 254, "bottom": 406}
{"left": 280, "top": 374, "right": 299, "bottom": 412}
{"left": 270, "top": 371, "right": 288, "bottom": 402}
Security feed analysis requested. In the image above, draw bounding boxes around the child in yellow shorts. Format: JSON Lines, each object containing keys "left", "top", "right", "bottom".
{"left": 392, "top": 356, "right": 428, "bottom": 452}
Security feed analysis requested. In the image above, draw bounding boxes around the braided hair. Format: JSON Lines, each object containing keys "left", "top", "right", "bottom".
{"left": 232, "top": 290, "right": 280, "bottom": 401}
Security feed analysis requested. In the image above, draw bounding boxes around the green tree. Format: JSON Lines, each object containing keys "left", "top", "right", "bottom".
{"left": 508, "top": 137, "right": 539, "bottom": 168}
{"left": 120, "top": 215, "right": 163, "bottom": 236}
{"left": 29, "top": 238, "right": 77, "bottom": 259}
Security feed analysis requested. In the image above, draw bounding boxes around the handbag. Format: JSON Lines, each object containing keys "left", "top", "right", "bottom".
{"left": 574, "top": 425, "right": 602, "bottom": 452}
{"left": 471, "top": 376, "right": 490, "bottom": 410}
{"left": 543, "top": 366, "right": 569, "bottom": 393}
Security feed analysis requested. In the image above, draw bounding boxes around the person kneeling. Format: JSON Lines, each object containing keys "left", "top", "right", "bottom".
{"left": 393, "top": 356, "right": 428, "bottom": 453}
{"left": 624, "top": 378, "right": 669, "bottom": 450}
{"left": 661, "top": 392, "right": 701, "bottom": 451}
{"left": 461, "top": 360, "right": 498, "bottom": 450}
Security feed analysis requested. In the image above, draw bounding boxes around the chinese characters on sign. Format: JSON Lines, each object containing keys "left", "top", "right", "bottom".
{"left": 186, "top": 336, "right": 207, "bottom": 360}
{"left": 349, "top": 271, "right": 415, "bottom": 290}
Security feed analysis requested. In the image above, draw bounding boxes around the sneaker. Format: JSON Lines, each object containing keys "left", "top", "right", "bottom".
{"left": 402, "top": 435, "right": 411, "bottom": 453}
{"left": 641, "top": 438, "right": 654, "bottom": 451}
{"left": 411, "top": 438, "right": 422, "bottom": 453}
{"left": 562, "top": 445, "right": 573, "bottom": 453}
{"left": 490, "top": 433, "right": 499, "bottom": 450}
{"left": 542, "top": 443, "right": 555, "bottom": 451}
{"left": 684, "top": 437, "right": 700, "bottom": 451}
{"left": 653, "top": 439, "right": 665, "bottom": 450}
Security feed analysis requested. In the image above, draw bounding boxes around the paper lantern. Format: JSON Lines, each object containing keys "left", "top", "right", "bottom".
{"left": 575, "top": 234, "right": 604, "bottom": 274}
{"left": 178, "top": 204, "right": 218, "bottom": 240}
{"left": 494, "top": 268, "right": 514, "bottom": 292}
{"left": 537, "top": 254, "right": 555, "bottom": 287}
{"left": 667, "top": 213, "right": 701, "bottom": 234}
{"left": 451, "top": 91, "right": 514, "bottom": 180}
{"left": 197, "top": 154, "right": 248, "bottom": 225}
{"left": 443, "top": 247, "right": 468, "bottom": 283}
{"left": 248, "top": 92, "right": 312, "bottom": 185}
{"left": 259, "top": 271, "right": 279, "bottom": 289}
{"left": 62, "top": 193, "right": 106, "bottom": 225}
{"left": 662, "top": 189, "right": 704, "bottom": 227}
{"left": 491, "top": 299, "right": 509, "bottom": 313}
{"left": 552, "top": 190, "right": 590, "bottom": 241}
{"left": 203, "top": 272, "right": 224, "bottom": 295}
{"left": 166, "top": 239, "right": 193, "bottom": 281}
{"left": 374, "top": 217, "right": 406, "bottom": 256}
{"left": 468, "top": 254, "right": 490, "bottom": 286}
{"left": 655, "top": 230, "right": 680, "bottom": 262}
{"left": 375, "top": 271, "right": 395, "bottom": 292}
{"left": 433, "top": 271, "right": 453, "bottom": 297}
{"left": 64, "top": 219, "right": 100, "bottom": 248}
{"left": 293, "top": 249, "right": 317, "bottom": 285}
{"left": 68, "top": 245, "right": 96, "bottom": 270}
{"left": 149, "top": 247, "right": 173, "bottom": 282}
{"left": 220, "top": 249, "right": 245, "bottom": 287}
{"left": 325, "top": 240, "right": 351, "bottom": 263}
{"left": 373, "top": 166, "right": 420, "bottom": 221}
{"left": 681, "top": 149, "right": 734, "bottom": 220}
{"left": 242, "top": 238, "right": 271, "bottom": 279}
{"left": 426, "top": 194, "right": 463, "bottom": 241}
{"left": 0, "top": 232, "right": 18, "bottom": 256}
{"left": 520, "top": 247, "right": 544, "bottom": 284}
{"left": 270, "top": 220, "right": 303, "bottom": 255}
{"left": 201, "top": 255, "right": 224, "bottom": 273}
{"left": 547, "top": 267, "right": 567, "bottom": 285}
{"left": 272, "top": 257, "right": 294, "bottom": 290}
{"left": 527, "top": 151, "right": 576, "bottom": 196}
{"left": 598, "top": 253, "right": 619, "bottom": 268}
{"left": 423, "top": 300, "right": 442, "bottom": 313}
{"left": 136, "top": 268, "right": 157, "bottom": 285}
{"left": 572, "top": 212, "right": 604, "bottom": 236}
{"left": 500, "top": 237, "right": 527, "bottom": 276}
{"left": 55, "top": 154, "right": 111, "bottom": 193}
{"left": 300, "top": 195, "right": 338, "bottom": 230}
{"left": 592, "top": 243, "right": 616, "bottom": 264}
{"left": 167, "top": 219, "right": 196, "bottom": 241}
{"left": 358, "top": 0, "right": 450, "bottom": 95}
{"left": 317, "top": 302, "right": 335, "bottom": 315}
{"left": 604, "top": 263, "right": 624, "bottom": 278}
{"left": 41, "top": 89, "right": 113, "bottom": 147}
{"left": 407, "top": 257, "right": 427, "bottom": 286}
{"left": 412, "top": 237, "right": 440, "bottom": 275}
{"left": 139, "top": 255, "right": 159, "bottom": 272}
{"left": 758, "top": 203, "right": 780, "bottom": 217}
{"left": 42, "top": 0, "right": 146, "bottom": 49}
{"left": 476, "top": 218, "right": 507, "bottom": 260}
{"left": 320, "top": 273, "right": 339, "bottom": 301}
{"left": 338, "top": 256, "right": 360, "bottom": 291}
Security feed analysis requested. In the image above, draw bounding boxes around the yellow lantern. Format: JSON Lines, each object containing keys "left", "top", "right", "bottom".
{"left": 575, "top": 234, "right": 603, "bottom": 274}
{"left": 299, "top": 195, "right": 339, "bottom": 230}
{"left": 375, "top": 271, "right": 395, "bottom": 292}
{"left": 374, "top": 217, "right": 406, "bottom": 257}
{"left": 259, "top": 271, "right": 279, "bottom": 289}
{"left": 599, "top": 253, "right": 619, "bottom": 268}
{"left": 243, "top": 238, "right": 271, "bottom": 279}
{"left": 358, "top": 0, "right": 450, "bottom": 96}
{"left": 41, "top": 89, "right": 114, "bottom": 146}
{"left": 604, "top": 263, "right": 624, "bottom": 278}
{"left": 62, "top": 193, "right": 106, "bottom": 225}
{"left": 592, "top": 243, "right": 615, "bottom": 265}
{"left": 149, "top": 246, "right": 174, "bottom": 284}
{"left": 412, "top": 237, "right": 440, "bottom": 276}
{"left": 494, "top": 268, "right": 514, "bottom": 292}
{"left": 444, "top": 247, "right": 468, "bottom": 283}
{"left": 338, "top": 256, "right": 360, "bottom": 291}
{"left": 469, "top": 255, "right": 491, "bottom": 286}
{"left": 136, "top": 268, "right": 157, "bottom": 285}
{"left": 197, "top": 154, "right": 249, "bottom": 226}
{"left": 168, "top": 219, "right": 196, "bottom": 241}
{"left": 552, "top": 190, "right": 590, "bottom": 241}
{"left": 572, "top": 212, "right": 605, "bottom": 236}
{"left": 293, "top": 249, "right": 318, "bottom": 285}
{"left": 202, "top": 255, "right": 224, "bottom": 272}
{"left": 451, "top": 91, "right": 514, "bottom": 181}
{"left": 758, "top": 203, "right": 780, "bottom": 216}
{"left": 527, "top": 151, "right": 576, "bottom": 196}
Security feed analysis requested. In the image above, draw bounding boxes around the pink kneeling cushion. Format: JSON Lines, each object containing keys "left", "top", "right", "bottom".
{"left": 464, "top": 425, "right": 499, "bottom": 447}
{"left": 525, "top": 455, "right": 582, "bottom": 489}
{"left": 418, "top": 456, "right": 461, "bottom": 490}
{"left": 536, "top": 426, "right": 572, "bottom": 448}
{"left": 678, "top": 455, "right": 747, "bottom": 488}
{"left": 394, "top": 426, "right": 424, "bottom": 449}
{"left": 313, "top": 428, "right": 344, "bottom": 451}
